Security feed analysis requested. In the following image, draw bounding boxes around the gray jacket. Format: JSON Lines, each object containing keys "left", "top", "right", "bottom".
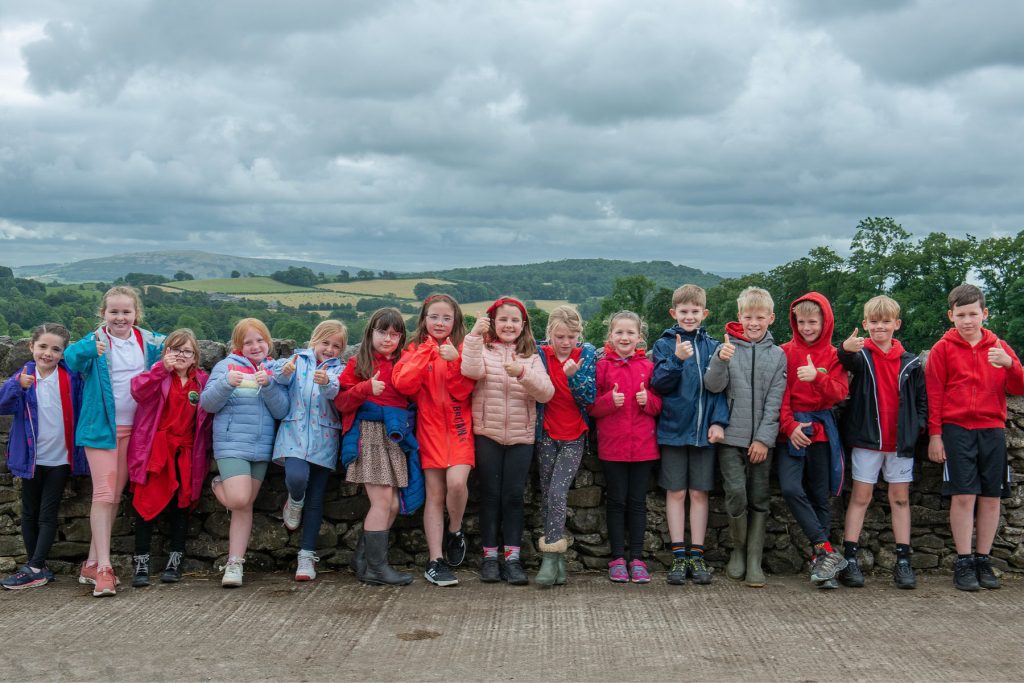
{"left": 703, "top": 330, "right": 787, "bottom": 448}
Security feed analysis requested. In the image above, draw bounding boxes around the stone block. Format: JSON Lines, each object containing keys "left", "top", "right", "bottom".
{"left": 566, "top": 486, "right": 602, "bottom": 508}
{"left": 0, "top": 535, "right": 25, "bottom": 555}
{"left": 323, "top": 496, "right": 370, "bottom": 521}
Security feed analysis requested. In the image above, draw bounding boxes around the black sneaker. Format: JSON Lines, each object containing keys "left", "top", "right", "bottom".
{"left": 838, "top": 557, "right": 865, "bottom": 588}
{"left": 424, "top": 559, "right": 459, "bottom": 587}
{"left": 818, "top": 577, "right": 839, "bottom": 590}
{"left": 161, "top": 551, "right": 184, "bottom": 583}
{"left": 666, "top": 557, "right": 688, "bottom": 585}
{"left": 132, "top": 553, "right": 151, "bottom": 588}
{"left": 893, "top": 557, "right": 916, "bottom": 589}
{"left": 444, "top": 528, "right": 467, "bottom": 568}
{"left": 480, "top": 557, "right": 501, "bottom": 583}
{"left": 689, "top": 555, "right": 713, "bottom": 585}
{"left": 975, "top": 555, "right": 1000, "bottom": 590}
{"left": 500, "top": 558, "right": 529, "bottom": 585}
{"left": 953, "top": 556, "right": 980, "bottom": 592}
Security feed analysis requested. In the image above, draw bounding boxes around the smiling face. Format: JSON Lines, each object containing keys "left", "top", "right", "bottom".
{"left": 313, "top": 333, "right": 346, "bottom": 363}
{"left": 739, "top": 306, "right": 775, "bottom": 342}
{"left": 949, "top": 302, "right": 987, "bottom": 343}
{"left": 549, "top": 322, "right": 580, "bottom": 360}
{"left": 493, "top": 304, "right": 524, "bottom": 344}
{"left": 103, "top": 295, "right": 137, "bottom": 339}
{"left": 31, "top": 333, "right": 66, "bottom": 375}
{"left": 670, "top": 301, "right": 708, "bottom": 333}
{"left": 425, "top": 301, "right": 455, "bottom": 343}
{"left": 796, "top": 313, "right": 823, "bottom": 345}
{"left": 372, "top": 326, "right": 403, "bottom": 356}
{"left": 864, "top": 314, "right": 901, "bottom": 347}
{"left": 240, "top": 327, "right": 270, "bottom": 365}
{"left": 609, "top": 319, "right": 641, "bottom": 358}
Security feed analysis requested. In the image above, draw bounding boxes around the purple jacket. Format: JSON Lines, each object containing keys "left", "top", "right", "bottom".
{"left": 127, "top": 361, "right": 213, "bottom": 506}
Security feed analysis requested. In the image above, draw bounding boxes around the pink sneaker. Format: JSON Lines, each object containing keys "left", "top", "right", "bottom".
{"left": 629, "top": 559, "right": 651, "bottom": 583}
{"left": 608, "top": 558, "right": 629, "bottom": 583}
{"left": 93, "top": 567, "right": 118, "bottom": 597}
{"left": 79, "top": 561, "right": 98, "bottom": 585}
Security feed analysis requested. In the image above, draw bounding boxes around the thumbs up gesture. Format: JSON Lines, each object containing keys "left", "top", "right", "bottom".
{"left": 674, "top": 334, "right": 694, "bottom": 361}
{"left": 18, "top": 371, "right": 35, "bottom": 390}
{"left": 438, "top": 337, "right": 459, "bottom": 362}
{"left": 470, "top": 314, "right": 490, "bottom": 337}
{"left": 796, "top": 354, "right": 819, "bottom": 383}
{"left": 370, "top": 371, "right": 385, "bottom": 396}
{"left": 503, "top": 352, "right": 524, "bottom": 378}
{"left": 562, "top": 357, "right": 581, "bottom": 378}
{"left": 227, "top": 369, "right": 244, "bottom": 387}
{"left": 254, "top": 367, "right": 270, "bottom": 386}
{"left": 988, "top": 344, "right": 1012, "bottom": 368}
{"left": 313, "top": 368, "right": 329, "bottom": 385}
{"left": 719, "top": 334, "right": 736, "bottom": 362}
{"left": 281, "top": 354, "right": 299, "bottom": 376}
{"left": 843, "top": 327, "right": 865, "bottom": 353}
{"left": 95, "top": 338, "right": 107, "bottom": 357}
{"left": 611, "top": 383, "right": 625, "bottom": 407}
{"left": 635, "top": 381, "right": 648, "bottom": 407}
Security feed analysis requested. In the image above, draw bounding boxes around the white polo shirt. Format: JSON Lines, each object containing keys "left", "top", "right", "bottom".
{"left": 108, "top": 333, "right": 146, "bottom": 426}
{"left": 34, "top": 369, "right": 69, "bottom": 467}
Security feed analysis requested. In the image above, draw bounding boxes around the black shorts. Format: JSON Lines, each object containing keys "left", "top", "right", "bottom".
{"left": 658, "top": 445, "right": 715, "bottom": 492}
{"left": 941, "top": 424, "right": 1010, "bottom": 498}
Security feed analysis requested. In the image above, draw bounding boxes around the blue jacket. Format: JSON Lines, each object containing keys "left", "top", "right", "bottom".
{"left": 200, "top": 354, "right": 290, "bottom": 462}
{"left": 650, "top": 325, "right": 729, "bottom": 447}
{"left": 0, "top": 361, "right": 88, "bottom": 478}
{"left": 787, "top": 409, "right": 845, "bottom": 497}
{"left": 63, "top": 326, "right": 164, "bottom": 449}
{"left": 535, "top": 341, "right": 597, "bottom": 441}
{"left": 269, "top": 349, "right": 344, "bottom": 469}
{"left": 341, "top": 403, "right": 424, "bottom": 515}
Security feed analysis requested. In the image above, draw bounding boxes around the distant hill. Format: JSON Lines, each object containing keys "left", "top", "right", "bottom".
{"left": 13, "top": 250, "right": 364, "bottom": 283}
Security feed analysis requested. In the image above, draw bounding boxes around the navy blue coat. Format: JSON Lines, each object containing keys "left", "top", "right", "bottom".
{"left": 650, "top": 325, "right": 729, "bottom": 447}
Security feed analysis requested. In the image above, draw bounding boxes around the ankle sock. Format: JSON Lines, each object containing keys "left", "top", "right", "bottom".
{"left": 974, "top": 552, "right": 989, "bottom": 561}
{"left": 813, "top": 541, "right": 835, "bottom": 556}
{"left": 670, "top": 542, "right": 687, "bottom": 559}
{"left": 483, "top": 547, "right": 498, "bottom": 559}
{"left": 289, "top": 495, "right": 304, "bottom": 506}
{"left": 957, "top": 553, "right": 972, "bottom": 562}
{"left": 843, "top": 541, "right": 859, "bottom": 560}
{"left": 895, "top": 544, "right": 911, "bottom": 561}
{"left": 504, "top": 546, "right": 520, "bottom": 562}
{"left": 689, "top": 545, "right": 705, "bottom": 558}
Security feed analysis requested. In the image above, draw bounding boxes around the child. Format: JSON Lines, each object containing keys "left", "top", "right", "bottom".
{"left": 462, "top": 296, "right": 554, "bottom": 585}
{"left": 200, "top": 318, "right": 289, "bottom": 588}
{"left": 926, "top": 284, "right": 1024, "bottom": 591}
{"left": 394, "top": 294, "right": 476, "bottom": 587}
{"left": 272, "top": 320, "right": 346, "bottom": 582}
{"left": 534, "top": 305, "right": 596, "bottom": 587}
{"left": 651, "top": 285, "right": 729, "bottom": 586}
{"left": 778, "top": 292, "right": 850, "bottom": 589}
{"left": 336, "top": 308, "right": 418, "bottom": 586}
{"left": 127, "top": 328, "right": 213, "bottom": 587}
{"left": 64, "top": 286, "right": 164, "bottom": 597}
{"left": 0, "top": 324, "right": 85, "bottom": 590}
{"left": 703, "top": 287, "right": 787, "bottom": 587}
{"left": 588, "top": 310, "right": 662, "bottom": 583}
{"left": 837, "top": 296, "right": 927, "bottom": 589}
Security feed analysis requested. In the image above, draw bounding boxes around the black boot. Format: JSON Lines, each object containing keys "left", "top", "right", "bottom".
{"left": 351, "top": 533, "right": 366, "bottom": 580}
{"left": 160, "top": 551, "right": 184, "bottom": 583}
{"left": 132, "top": 553, "right": 151, "bottom": 588}
{"left": 361, "top": 531, "right": 413, "bottom": 586}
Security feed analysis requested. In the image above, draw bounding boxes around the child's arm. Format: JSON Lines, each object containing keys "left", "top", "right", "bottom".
{"left": 809, "top": 352, "right": 849, "bottom": 405}
{"left": 393, "top": 342, "right": 433, "bottom": 395}
{"left": 460, "top": 334, "right": 485, "bottom": 380}
{"left": 998, "top": 341, "right": 1024, "bottom": 395}
{"left": 445, "top": 346, "right": 477, "bottom": 401}
{"left": 63, "top": 335, "right": 99, "bottom": 373}
{"left": 924, "top": 343, "right": 947, "bottom": 438}
{"left": 130, "top": 361, "right": 170, "bottom": 403}
{"left": 519, "top": 354, "right": 555, "bottom": 403}
{"left": 642, "top": 383, "right": 662, "bottom": 417}
{"left": 586, "top": 363, "right": 619, "bottom": 418}
{"left": 334, "top": 362, "right": 375, "bottom": 415}
{"left": 269, "top": 355, "right": 298, "bottom": 386}
{"left": 199, "top": 361, "right": 234, "bottom": 414}
{"left": 754, "top": 354, "right": 788, "bottom": 447}
{"left": 650, "top": 338, "right": 683, "bottom": 394}
{"left": 703, "top": 351, "right": 730, "bottom": 393}
{"left": 0, "top": 372, "right": 27, "bottom": 414}
{"left": 317, "top": 364, "right": 343, "bottom": 402}
{"left": 260, "top": 379, "right": 290, "bottom": 420}
{"left": 566, "top": 343, "right": 597, "bottom": 407}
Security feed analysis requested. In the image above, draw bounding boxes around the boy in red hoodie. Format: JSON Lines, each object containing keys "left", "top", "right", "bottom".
{"left": 779, "top": 292, "right": 849, "bottom": 588}
{"left": 926, "top": 284, "right": 1024, "bottom": 591}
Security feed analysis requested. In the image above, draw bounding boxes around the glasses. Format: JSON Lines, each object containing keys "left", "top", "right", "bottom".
{"left": 168, "top": 348, "right": 196, "bottom": 358}
{"left": 426, "top": 315, "right": 454, "bottom": 324}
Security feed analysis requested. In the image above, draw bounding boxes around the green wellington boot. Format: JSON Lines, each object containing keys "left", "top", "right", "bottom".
{"left": 726, "top": 514, "right": 748, "bottom": 581}
{"left": 535, "top": 536, "right": 567, "bottom": 588}
{"left": 745, "top": 511, "right": 768, "bottom": 587}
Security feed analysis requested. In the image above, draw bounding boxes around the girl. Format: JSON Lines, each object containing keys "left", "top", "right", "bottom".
{"left": 394, "top": 294, "right": 476, "bottom": 587}
{"left": 587, "top": 310, "right": 662, "bottom": 584}
{"left": 272, "top": 320, "right": 346, "bottom": 582}
{"left": 534, "top": 306, "right": 596, "bottom": 587}
{"left": 127, "top": 329, "right": 213, "bottom": 587}
{"left": 65, "top": 286, "right": 164, "bottom": 597}
{"left": 461, "top": 296, "right": 554, "bottom": 585}
{"left": 336, "top": 308, "right": 417, "bottom": 586}
{"left": 0, "top": 324, "right": 86, "bottom": 590}
{"left": 200, "top": 318, "right": 289, "bottom": 588}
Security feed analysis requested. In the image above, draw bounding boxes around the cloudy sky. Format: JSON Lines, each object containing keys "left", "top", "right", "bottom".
{"left": 1, "top": 1, "right": 1022, "bottom": 275}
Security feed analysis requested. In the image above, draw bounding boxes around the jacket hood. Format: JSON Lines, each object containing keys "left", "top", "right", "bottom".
{"left": 941, "top": 326, "right": 998, "bottom": 349}
{"left": 866, "top": 337, "right": 906, "bottom": 358}
{"left": 724, "top": 321, "right": 776, "bottom": 347}
{"left": 602, "top": 342, "right": 647, "bottom": 361}
{"left": 788, "top": 292, "right": 835, "bottom": 350}
{"left": 227, "top": 352, "right": 273, "bottom": 369}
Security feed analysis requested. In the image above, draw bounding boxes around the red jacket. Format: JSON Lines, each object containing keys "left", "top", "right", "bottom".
{"left": 335, "top": 353, "right": 410, "bottom": 434}
{"left": 779, "top": 292, "right": 849, "bottom": 444}
{"left": 926, "top": 327, "right": 1024, "bottom": 435}
{"left": 587, "top": 346, "right": 662, "bottom": 462}
{"left": 393, "top": 338, "right": 476, "bottom": 469}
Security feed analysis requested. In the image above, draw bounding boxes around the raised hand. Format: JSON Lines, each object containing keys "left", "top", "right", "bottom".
{"left": 438, "top": 337, "right": 459, "bottom": 362}
{"left": 370, "top": 371, "right": 385, "bottom": 396}
{"left": 470, "top": 314, "right": 490, "bottom": 337}
{"left": 313, "top": 368, "right": 329, "bottom": 385}
{"left": 18, "top": 372, "right": 34, "bottom": 390}
{"left": 227, "top": 369, "right": 244, "bottom": 387}
{"left": 789, "top": 421, "right": 813, "bottom": 449}
{"left": 611, "top": 383, "right": 625, "bottom": 408}
{"left": 674, "top": 334, "right": 694, "bottom": 361}
{"left": 163, "top": 354, "right": 177, "bottom": 372}
{"left": 719, "top": 334, "right": 736, "bottom": 362}
{"left": 281, "top": 354, "right": 299, "bottom": 376}
{"left": 254, "top": 368, "right": 270, "bottom": 386}
{"left": 503, "top": 352, "right": 523, "bottom": 378}
{"left": 843, "top": 327, "right": 865, "bottom": 353}
{"left": 562, "top": 357, "right": 581, "bottom": 377}
{"left": 635, "top": 381, "right": 648, "bottom": 407}
{"left": 988, "top": 345, "right": 1012, "bottom": 368}
{"left": 796, "top": 354, "right": 819, "bottom": 383}
{"left": 95, "top": 338, "right": 107, "bottom": 357}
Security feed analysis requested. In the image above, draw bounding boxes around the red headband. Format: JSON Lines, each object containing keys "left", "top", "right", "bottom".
{"left": 487, "top": 297, "right": 528, "bottom": 319}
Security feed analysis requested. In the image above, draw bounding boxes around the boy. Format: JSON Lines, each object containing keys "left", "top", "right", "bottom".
{"left": 651, "top": 284, "right": 729, "bottom": 585}
{"left": 838, "top": 295, "right": 927, "bottom": 589}
{"left": 703, "top": 287, "right": 787, "bottom": 587}
{"left": 926, "top": 284, "right": 1024, "bottom": 591}
{"left": 779, "top": 292, "right": 850, "bottom": 589}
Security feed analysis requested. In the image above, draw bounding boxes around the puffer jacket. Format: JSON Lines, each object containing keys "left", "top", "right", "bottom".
{"left": 587, "top": 345, "right": 662, "bottom": 462}
{"left": 704, "top": 323, "right": 788, "bottom": 448}
{"left": 461, "top": 335, "right": 554, "bottom": 445}
{"left": 268, "top": 348, "right": 344, "bottom": 469}
{"left": 200, "top": 353, "right": 289, "bottom": 461}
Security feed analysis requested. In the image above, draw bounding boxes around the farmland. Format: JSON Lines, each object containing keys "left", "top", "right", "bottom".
{"left": 167, "top": 277, "right": 314, "bottom": 294}
{"left": 461, "top": 299, "right": 573, "bottom": 314}
{"left": 318, "top": 278, "right": 451, "bottom": 298}
{"left": 240, "top": 292, "right": 362, "bottom": 308}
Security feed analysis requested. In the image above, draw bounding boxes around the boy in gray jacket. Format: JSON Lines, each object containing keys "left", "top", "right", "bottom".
{"left": 704, "top": 287, "right": 787, "bottom": 587}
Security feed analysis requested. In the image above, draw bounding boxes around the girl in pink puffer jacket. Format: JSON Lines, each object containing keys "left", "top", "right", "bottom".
{"left": 462, "top": 297, "right": 554, "bottom": 585}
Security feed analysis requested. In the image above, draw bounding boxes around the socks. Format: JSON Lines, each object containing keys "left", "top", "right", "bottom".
{"left": 974, "top": 552, "right": 989, "bottom": 561}
{"left": 671, "top": 542, "right": 687, "bottom": 559}
{"left": 957, "top": 553, "right": 972, "bottom": 561}
{"left": 813, "top": 541, "right": 835, "bottom": 556}
{"left": 896, "top": 544, "right": 911, "bottom": 561}
{"left": 689, "top": 544, "right": 705, "bottom": 558}
{"left": 504, "top": 546, "right": 521, "bottom": 562}
{"left": 843, "top": 541, "right": 859, "bottom": 560}
{"left": 483, "top": 547, "right": 499, "bottom": 559}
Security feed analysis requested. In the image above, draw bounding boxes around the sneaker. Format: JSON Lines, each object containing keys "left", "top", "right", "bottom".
{"left": 893, "top": 557, "right": 916, "bottom": 589}
{"left": 295, "top": 550, "right": 319, "bottom": 582}
{"left": 425, "top": 559, "right": 459, "bottom": 587}
{"left": 818, "top": 577, "right": 839, "bottom": 589}
{"left": 480, "top": 557, "right": 501, "bottom": 583}
{"left": 953, "top": 556, "right": 979, "bottom": 592}
{"left": 689, "top": 555, "right": 713, "bottom": 585}
{"left": 93, "top": 567, "right": 118, "bottom": 597}
{"left": 1, "top": 565, "right": 50, "bottom": 590}
{"left": 161, "top": 551, "right": 184, "bottom": 583}
{"left": 975, "top": 555, "right": 1000, "bottom": 590}
{"left": 78, "top": 561, "right": 98, "bottom": 585}
{"left": 607, "top": 558, "right": 629, "bottom": 583}
{"left": 628, "top": 559, "right": 651, "bottom": 584}
{"left": 444, "top": 528, "right": 467, "bottom": 568}
{"left": 132, "top": 553, "right": 151, "bottom": 588}
{"left": 666, "top": 557, "right": 688, "bottom": 585}
{"left": 501, "top": 558, "right": 529, "bottom": 585}
{"left": 809, "top": 551, "right": 848, "bottom": 583}
{"left": 838, "top": 557, "right": 865, "bottom": 588}
{"left": 282, "top": 497, "right": 304, "bottom": 531}
{"left": 221, "top": 557, "right": 245, "bottom": 588}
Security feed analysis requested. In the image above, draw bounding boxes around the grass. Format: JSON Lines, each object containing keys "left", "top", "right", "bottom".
{"left": 460, "top": 299, "right": 574, "bottom": 314}
{"left": 238, "top": 292, "right": 363, "bottom": 308}
{"left": 166, "top": 277, "right": 314, "bottom": 294}
{"left": 318, "top": 278, "right": 451, "bottom": 299}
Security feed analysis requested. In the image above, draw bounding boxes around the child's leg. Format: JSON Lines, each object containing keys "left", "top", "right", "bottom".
{"left": 474, "top": 436, "right": 503, "bottom": 552}
{"left": 169, "top": 505, "right": 189, "bottom": 554}
{"left": 777, "top": 448, "right": 827, "bottom": 545}
{"left": 625, "top": 461, "right": 654, "bottom": 561}
{"left": 389, "top": 490, "right": 399, "bottom": 528}
{"left": 718, "top": 445, "right": 749, "bottom": 520}
{"left": 445, "top": 464, "right": 471, "bottom": 533}
{"left": 603, "top": 460, "right": 628, "bottom": 559}
{"left": 20, "top": 473, "right": 44, "bottom": 567}
{"left": 299, "top": 464, "right": 331, "bottom": 551}
{"left": 687, "top": 447, "right": 715, "bottom": 547}
{"left": 283, "top": 458, "right": 311, "bottom": 502}
{"left": 498, "top": 443, "right": 533, "bottom": 552}
{"left": 544, "top": 436, "right": 585, "bottom": 543}
{"left": 688, "top": 489, "right": 709, "bottom": 547}
{"left": 535, "top": 435, "right": 558, "bottom": 534}
{"left": 803, "top": 443, "right": 833, "bottom": 538}
{"left": 363, "top": 484, "right": 395, "bottom": 532}
{"left": 975, "top": 496, "right": 1001, "bottom": 555}
{"left": 85, "top": 437, "right": 129, "bottom": 569}
{"left": 134, "top": 505, "right": 155, "bottom": 556}
{"left": 658, "top": 446, "right": 688, "bottom": 544}
{"left": 423, "top": 468, "right": 446, "bottom": 559}
{"left": 748, "top": 449, "right": 773, "bottom": 515}
{"left": 949, "top": 494, "right": 976, "bottom": 554}
{"left": 223, "top": 475, "right": 263, "bottom": 559}
{"left": 887, "top": 482, "right": 911, "bottom": 546}
{"left": 843, "top": 481, "right": 874, "bottom": 544}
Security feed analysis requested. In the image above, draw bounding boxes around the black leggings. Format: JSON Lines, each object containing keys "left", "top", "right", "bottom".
{"left": 21, "top": 464, "right": 70, "bottom": 568}
{"left": 603, "top": 459, "right": 655, "bottom": 561}
{"left": 475, "top": 436, "right": 533, "bottom": 549}
{"left": 134, "top": 502, "right": 188, "bottom": 556}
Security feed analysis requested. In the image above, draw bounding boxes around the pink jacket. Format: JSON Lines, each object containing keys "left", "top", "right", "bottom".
{"left": 461, "top": 335, "right": 554, "bottom": 445}
{"left": 588, "top": 347, "right": 662, "bottom": 462}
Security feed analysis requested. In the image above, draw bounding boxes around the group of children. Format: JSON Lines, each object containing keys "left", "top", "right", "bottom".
{"left": 1, "top": 281, "right": 1021, "bottom": 595}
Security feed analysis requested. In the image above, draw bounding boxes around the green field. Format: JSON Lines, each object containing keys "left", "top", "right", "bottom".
{"left": 319, "top": 278, "right": 451, "bottom": 299}
{"left": 239, "top": 292, "right": 362, "bottom": 308}
{"left": 461, "top": 299, "right": 573, "bottom": 314}
{"left": 167, "top": 277, "right": 314, "bottom": 294}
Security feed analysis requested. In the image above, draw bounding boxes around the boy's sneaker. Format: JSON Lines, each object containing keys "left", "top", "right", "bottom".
{"left": 689, "top": 555, "right": 712, "bottom": 585}
{"left": 161, "top": 551, "right": 184, "bottom": 583}
{"left": 295, "top": 550, "right": 319, "bottom": 582}
{"left": 628, "top": 559, "right": 651, "bottom": 584}
{"left": 131, "top": 553, "right": 151, "bottom": 588}
{"left": 1, "top": 566, "right": 50, "bottom": 590}
{"left": 666, "top": 557, "right": 688, "bottom": 585}
{"left": 480, "top": 557, "right": 501, "bottom": 583}
{"left": 221, "top": 557, "right": 245, "bottom": 588}
{"left": 425, "top": 558, "right": 459, "bottom": 586}
{"left": 607, "top": 558, "right": 629, "bottom": 583}
{"left": 282, "top": 497, "right": 304, "bottom": 531}
{"left": 953, "top": 556, "right": 979, "bottom": 592}
{"left": 893, "top": 557, "right": 916, "bottom": 589}
{"left": 975, "top": 555, "right": 1000, "bottom": 590}
{"left": 818, "top": 577, "right": 839, "bottom": 590}
{"left": 809, "top": 551, "right": 848, "bottom": 583}
{"left": 93, "top": 567, "right": 118, "bottom": 597}
{"left": 444, "top": 528, "right": 467, "bottom": 568}
{"left": 838, "top": 557, "right": 865, "bottom": 588}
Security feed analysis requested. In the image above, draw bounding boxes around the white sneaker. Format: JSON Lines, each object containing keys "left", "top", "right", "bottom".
{"left": 295, "top": 550, "right": 319, "bottom": 582}
{"left": 221, "top": 557, "right": 244, "bottom": 588}
{"left": 282, "top": 497, "right": 304, "bottom": 531}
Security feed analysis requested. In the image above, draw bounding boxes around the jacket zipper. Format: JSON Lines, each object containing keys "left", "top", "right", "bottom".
{"left": 864, "top": 349, "right": 882, "bottom": 450}
{"left": 749, "top": 343, "right": 757, "bottom": 446}
{"left": 694, "top": 338, "right": 704, "bottom": 440}
{"left": 503, "top": 345, "right": 511, "bottom": 444}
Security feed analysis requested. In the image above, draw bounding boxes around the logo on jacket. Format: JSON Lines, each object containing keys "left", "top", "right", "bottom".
{"left": 188, "top": 391, "right": 200, "bottom": 406}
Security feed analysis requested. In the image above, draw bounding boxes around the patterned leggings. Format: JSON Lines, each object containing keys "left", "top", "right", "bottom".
{"left": 536, "top": 433, "right": 586, "bottom": 543}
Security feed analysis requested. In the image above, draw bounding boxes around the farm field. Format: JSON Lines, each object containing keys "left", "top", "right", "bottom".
{"left": 167, "top": 277, "right": 313, "bottom": 294}
{"left": 319, "top": 278, "right": 451, "bottom": 299}
{"left": 461, "top": 299, "right": 574, "bottom": 313}
{"left": 239, "top": 292, "right": 362, "bottom": 308}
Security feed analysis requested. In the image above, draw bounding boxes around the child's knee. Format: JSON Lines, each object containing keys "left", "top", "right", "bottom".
{"left": 689, "top": 489, "right": 708, "bottom": 504}
{"left": 666, "top": 489, "right": 687, "bottom": 504}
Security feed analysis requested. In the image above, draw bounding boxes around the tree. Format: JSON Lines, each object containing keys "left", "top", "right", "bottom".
{"left": 584, "top": 275, "right": 672, "bottom": 345}
{"left": 528, "top": 308, "right": 549, "bottom": 342}
{"left": 336, "top": 270, "right": 350, "bottom": 282}
{"left": 230, "top": 270, "right": 241, "bottom": 279}
{"left": 269, "top": 267, "right": 317, "bottom": 288}
{"left": 173, "top": 270, "right": 194, "bottom": 281}
{"left": 356, "top": 270, "right": 375, "bottom": 280}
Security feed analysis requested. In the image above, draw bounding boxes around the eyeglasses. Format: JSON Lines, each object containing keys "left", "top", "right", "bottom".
{"left": 426, "top": 315, "right": 454, "bottom": 324}
{"left": 168, "top": 348, "right": 196, "bottom": 358}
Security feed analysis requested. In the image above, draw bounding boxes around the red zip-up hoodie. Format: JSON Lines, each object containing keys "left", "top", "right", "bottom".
{"left": 779, "top": 292, "right": 849, "bottom": 444}
{"left": 926, "top": 327, "right": 1024, "bottom": 435}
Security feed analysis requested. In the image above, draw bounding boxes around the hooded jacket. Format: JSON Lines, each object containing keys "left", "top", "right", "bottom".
{"left": 269, "top": 348, "right": 344, "bottom": 469}
{"left": 926, "top": 327, "right": 1024, "bottom": 435}
{"left": 587, "top": 345, "right": 662, "bottom": 462}
{"left": 650, "top": 326, "right": 729, "bottom": 447}
{"left": 535, "top": 341, "right": 597, "bottom": 441}
{"left": 200, "top": 353, "right": 289, "bottom": 461}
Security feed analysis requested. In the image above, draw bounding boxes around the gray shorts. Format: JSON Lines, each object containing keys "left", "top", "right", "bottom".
{"left": 658, "top": 445, "right": 715, "bottom": 492}
{"left": 216, "top": 457, "right": 269, "bottom": 482}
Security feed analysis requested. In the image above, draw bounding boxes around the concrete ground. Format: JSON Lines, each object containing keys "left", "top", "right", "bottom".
{"left": 1, "top": 568, "right": 1021, "bottom": 682}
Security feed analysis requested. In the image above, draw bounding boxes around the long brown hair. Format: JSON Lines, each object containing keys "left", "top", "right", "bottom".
{"left": 485, "top": 297, "right": 536, "bottom": 358}
{"left": 354, "top": 308, "right": 406, "bottom": 380}
{"left": 409, "top": 293, "right": 466, "bottom": 348}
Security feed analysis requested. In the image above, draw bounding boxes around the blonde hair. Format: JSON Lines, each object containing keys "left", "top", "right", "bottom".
{"left": 100, "top": 285, "right": 144, "bottom": 326}
{"left": 309, "top": 319, "right": 348, "bottom": 348}
{"left": 672, "top": 284, "right": 706, "bottom": 308}
{"left": 606, "top": 310, "right": 647, "bottom": 342}
{"left": 162, "top": 329, "right": 200, "bottom": 368}
{"left": 863, "top": 295, "right": 900, "bottom": 320}
{"left": 231, "top": 318, "right": 272, "bottom": 354}
{"left": 793, "top": 300, "right": 822, "bottom": 319}
{"left": 546, "top": 305, "right": 584, "bottom": 339}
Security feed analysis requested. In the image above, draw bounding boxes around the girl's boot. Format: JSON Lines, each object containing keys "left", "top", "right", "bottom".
{"left": 351, "top": 533, "right": 366, "bottom": 580}
{"left": 555, "top": 554, "right": 567, "bottom": 585}
{"left": 361, "top": 531, "right": 413, "bottom": 586}
{"left": 745, "top": 511, "right": 768, "bottom": 587}
{"left": 535, "top": 536, "right": 567, "bottom": 587}
{"left": 726, "top": 514, "right": 747, "bottom": 581}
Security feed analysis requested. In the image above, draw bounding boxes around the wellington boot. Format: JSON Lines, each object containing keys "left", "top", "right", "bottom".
{"left": 745, "top": 511, "right": 768, "bottom": 587}
{"left": 351, "top": 533, "right": 366, "bottom": 580}
{"left": 726, "top": 514, "right": 748, "bottom": 581}
{"left": 536, "top": 553, "right": 560, "bottom": 587}
{"left": 555, "top": 555, "right": 567, "bottom": 585}
{"left": 361, "top": 531, "right": 413, "bottom": 586}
